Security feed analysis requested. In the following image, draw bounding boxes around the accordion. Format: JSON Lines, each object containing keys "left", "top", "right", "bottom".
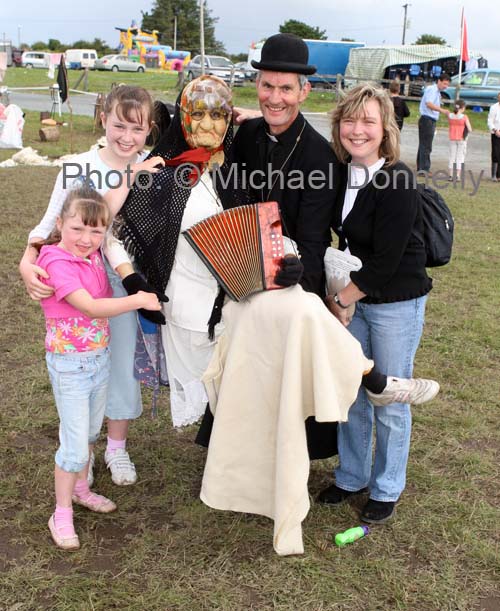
{"left": 183, "top": 201, "right": 285, "bottom": 301}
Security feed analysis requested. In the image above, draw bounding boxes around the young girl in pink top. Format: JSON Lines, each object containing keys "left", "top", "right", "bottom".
{"left": 448, "top": 99, "right": 472, "bottom": 180}
{"left": 35, "top": 187, "right": 162, "bottom": 550}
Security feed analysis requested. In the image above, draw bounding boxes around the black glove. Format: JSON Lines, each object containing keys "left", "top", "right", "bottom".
{"left": 122, "top": 272, "right": 168, "bottom": 325}
{"left": 274, "top": 256, "right": 304, "bottom": 287}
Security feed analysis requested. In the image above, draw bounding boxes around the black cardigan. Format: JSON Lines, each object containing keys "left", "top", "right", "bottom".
{"left": 232, "top": 113, "right": 340, "bottom": 297}
{"left": 332, "top": 161, "right": 432, "bottom": 303}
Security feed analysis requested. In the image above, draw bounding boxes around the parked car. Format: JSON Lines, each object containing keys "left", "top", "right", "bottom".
{"left": 65, "top": 49, "right": 98, "bottom": 70}
{"left": 234, "top": 61, "right": 258, "bottom": 81}
{"left": 185, "top": 55, "right": 245, "bottom": 86}
{"left": 94, "top": 55, "right": 146, "bottom": 73}
{"left": 442, "top": 69, "right": 500, "bottom": 106}
{"left": 21, "top": 51, "right": 50, "bottom": 69}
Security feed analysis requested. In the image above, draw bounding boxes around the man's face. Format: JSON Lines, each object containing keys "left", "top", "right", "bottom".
{"left": 256, "top": 71, "right": 310, "bottom": 135}
{"left": 437, "top": 79, "right": 450, "bottom": 91}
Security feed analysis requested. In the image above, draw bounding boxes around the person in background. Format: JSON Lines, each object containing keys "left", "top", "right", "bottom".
{"left": 487, "top": 92, "right": 500, "bottom": 181}
{"left": 447, "top": 99, "right": 472, "bottom": 181}
{"left": 389, "top": 80, "right": 410, "bottom": 130}
{"left": 416, "top": 73, "right": 450, "bottom": 174}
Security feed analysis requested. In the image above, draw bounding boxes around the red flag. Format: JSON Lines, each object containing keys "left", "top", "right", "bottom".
{"left": 461, "top": 10, "right": 470, "bottom": 63}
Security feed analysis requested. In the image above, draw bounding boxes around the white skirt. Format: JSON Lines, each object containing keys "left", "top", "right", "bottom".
{"left": 161, "top": 321, "right": 218, "bottom": 428}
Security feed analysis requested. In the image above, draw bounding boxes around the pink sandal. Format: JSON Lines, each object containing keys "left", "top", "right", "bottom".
{"left": 72, "top": 491, "right": 117, "bottom": 514}
{"left": 48, "top": 514, "right": 80, "bottom": 551}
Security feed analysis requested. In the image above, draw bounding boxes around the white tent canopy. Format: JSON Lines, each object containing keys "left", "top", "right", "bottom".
{"left": 345, "top": 44, "right": 482, "bottom": 81}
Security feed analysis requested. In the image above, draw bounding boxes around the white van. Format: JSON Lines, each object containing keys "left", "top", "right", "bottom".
{"left": 65, "top": 49, "right": 98, "bottom": 70}
{"left": 21, "top": 51, "right": 50, "bottom": 69}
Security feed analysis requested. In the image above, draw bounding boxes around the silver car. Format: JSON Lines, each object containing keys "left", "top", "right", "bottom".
{"left": 94, "top": 55, "right": 146, "bottom": 73}
{"left": 185, "top": 55, "right": 244, "bottom": 86}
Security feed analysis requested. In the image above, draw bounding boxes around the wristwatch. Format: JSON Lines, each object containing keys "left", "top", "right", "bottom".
{"left": 333, "top": 293, "right": 349, "bottom": 309}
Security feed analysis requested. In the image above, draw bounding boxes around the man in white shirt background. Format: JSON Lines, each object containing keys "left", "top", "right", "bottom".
{"left": 416, "top": 74, "right": 450, "bottom": 174}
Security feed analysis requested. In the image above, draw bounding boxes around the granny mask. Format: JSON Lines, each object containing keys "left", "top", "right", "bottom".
{"left": 180, "top": 75, "right": 232, "bottom": 151}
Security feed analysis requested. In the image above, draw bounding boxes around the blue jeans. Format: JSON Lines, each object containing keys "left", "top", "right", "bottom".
{"left": 46, "top": 348, "right": 111, "bottom": 472}
{"left": 105, "top": 263, "right": 142, "bottom": 420}
{"left": 335, "top": 296, "right": 427, "bottom": 501}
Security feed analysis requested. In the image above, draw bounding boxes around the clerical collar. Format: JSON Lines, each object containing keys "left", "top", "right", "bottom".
{"left": 266, "top": 132, "right": 279, "bottom": 143}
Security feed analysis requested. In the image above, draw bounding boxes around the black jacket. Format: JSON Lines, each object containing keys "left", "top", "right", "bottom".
{"left": 332, "top": 161, "right": 432, "bottom": 303}
{"left": 232, "top": 113, "right": 340, "bottom": 297}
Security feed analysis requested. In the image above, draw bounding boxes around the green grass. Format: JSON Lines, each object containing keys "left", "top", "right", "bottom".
{"left": 0, "top": 167, "right": 499, "bottom": 610}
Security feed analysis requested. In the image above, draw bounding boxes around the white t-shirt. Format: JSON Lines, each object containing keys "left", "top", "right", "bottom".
{"left": 342, "top": 158, "right": 386, "bottom": 254}
{"left": 29, "top": 147, "right": 147, "bottom": 270}
{"left": 163, "top": 171, "right": 223, "bottom": 332}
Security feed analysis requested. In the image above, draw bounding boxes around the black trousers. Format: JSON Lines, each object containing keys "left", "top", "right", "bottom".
{"left": 417, "top": 116, "right": 437, "bottom": 172}
{"left": 195, "top": 405, "right": 338, "bottom": 460}
{"left": 491, "top": 134, "right": 500, "bottom": 171}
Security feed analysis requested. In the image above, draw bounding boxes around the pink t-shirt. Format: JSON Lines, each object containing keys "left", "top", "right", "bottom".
{"left": 37, "top": 245, "right": 112, "bottom": 353}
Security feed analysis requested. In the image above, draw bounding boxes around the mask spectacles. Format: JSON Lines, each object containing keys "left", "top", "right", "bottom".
{"left": 184, "top": 108, "right": 229, "bottom": 122}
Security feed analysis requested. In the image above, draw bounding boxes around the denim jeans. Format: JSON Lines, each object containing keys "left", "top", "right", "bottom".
{"left": 417, "top": 116, "right": 436, "bottom": 172}
{"left": 46, "top": 348, "right": 111, "bottom": 472}
{"left": 335, "top": 296, "right": 427, "bottom": 501}
{"left": 105, "top": 262, "right": 142, "bottom": 420}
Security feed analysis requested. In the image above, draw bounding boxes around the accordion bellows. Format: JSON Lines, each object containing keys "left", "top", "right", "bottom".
{"left": 183, "top": 201, "right": 285, "bottom": 301}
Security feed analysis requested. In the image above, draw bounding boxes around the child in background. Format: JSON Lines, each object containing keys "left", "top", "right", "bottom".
{"left": 19, "top": 85, "right": 164, "bottom": 488}
{"left": 448, "top": 99, "right": 472, "bottom": 180}
{"left": 389, "top": 80, "right": 410, "bottom": 130}
{"left": 35, "top": 187, "right": 162, "bottom": 550}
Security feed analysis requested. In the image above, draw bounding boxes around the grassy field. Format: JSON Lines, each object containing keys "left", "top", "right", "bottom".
{"left": 2, "top": 67, "right": 491, "bottom": 132}
{"left": 0, "top": 163, "right": 499, "bottom": 610}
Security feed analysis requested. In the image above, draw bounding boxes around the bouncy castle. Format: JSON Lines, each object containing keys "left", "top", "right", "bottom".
{"left": 116, "top": 21, "right": 190, "bottom": 71}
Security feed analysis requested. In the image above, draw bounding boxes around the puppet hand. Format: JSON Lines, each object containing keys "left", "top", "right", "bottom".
{"left": 122, "top": 272, "right": 169, "bottom": 302}
{"left": 274, "top": 255, "right": 303, "bottom": 287}
{"left": 138, "top": 308, "right": 166, "bottom": 325}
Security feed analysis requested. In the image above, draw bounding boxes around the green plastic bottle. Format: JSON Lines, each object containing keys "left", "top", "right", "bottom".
{"left": 334, "top": 525, "right": 370, "bottom": 547}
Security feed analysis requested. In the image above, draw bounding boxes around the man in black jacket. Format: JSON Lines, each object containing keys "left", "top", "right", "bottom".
{"left": 232, "top": 33, "right": 339, "bottom": 297}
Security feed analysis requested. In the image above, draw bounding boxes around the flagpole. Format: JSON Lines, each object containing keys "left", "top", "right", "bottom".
{"left": 457, "top": 7, "right": 465, "bottom": 102}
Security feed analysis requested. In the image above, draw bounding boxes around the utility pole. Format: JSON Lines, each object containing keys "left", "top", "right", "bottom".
{"left": 402, "top": 4, "right": 411, "bottom": 45}
{"left": 200, "top": 0, "right": 205, "bottom": 74}
{"left": 173, "top": 9, "right": 178, "bottom": 50}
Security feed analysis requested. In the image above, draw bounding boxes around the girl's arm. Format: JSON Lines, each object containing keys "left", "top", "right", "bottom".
{"left": 104, "top": 156, "right": 165, "bottom": 217}
{"left": 465, "top": 116, "right": 472, "bottom": 132}
{"left": 64, "top": 288, "right": 162, "bottom": 319}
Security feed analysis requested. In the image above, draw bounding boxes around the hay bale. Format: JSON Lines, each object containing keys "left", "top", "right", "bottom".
{"left": 39, "top": 127, "right": 60, "bottom": 142}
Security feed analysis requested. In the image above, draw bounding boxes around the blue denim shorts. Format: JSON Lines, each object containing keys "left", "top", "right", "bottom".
{"left": 46, "top": 348, "right": 111, "bottom": 473}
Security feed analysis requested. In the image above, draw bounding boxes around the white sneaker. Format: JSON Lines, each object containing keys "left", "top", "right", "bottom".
{"left": 366, "top": 377, "right": 440, "bottom": 407}
{"left": 87, "top": 451, "right": 95, "bottom": 487}
{"left": 104, "top": 449, "right": 137, "bottom": 486}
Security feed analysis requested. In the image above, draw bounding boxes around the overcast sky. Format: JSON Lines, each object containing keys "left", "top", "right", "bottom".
{"left": 2, "top": 0, "right": 499, "bottom": 65}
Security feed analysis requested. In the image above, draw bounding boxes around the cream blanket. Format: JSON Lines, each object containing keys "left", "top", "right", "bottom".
{"left": 200, "top": 285, "right": 373, "bottom": 555}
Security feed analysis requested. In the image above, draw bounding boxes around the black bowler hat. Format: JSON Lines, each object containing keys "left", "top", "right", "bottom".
{"left": 251, "top": 33, "right": 316, "bottom": 75}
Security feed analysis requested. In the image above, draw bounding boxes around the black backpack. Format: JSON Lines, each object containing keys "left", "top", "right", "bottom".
{"left": 416, "top": 184, "right": 454, "bottom": 267}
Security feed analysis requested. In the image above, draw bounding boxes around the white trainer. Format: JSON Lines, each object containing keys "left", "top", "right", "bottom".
{"left": 104, "top": 449, "right": 137, "bottom": 486}
{"left": 366, "top": 377, "right": 440, "bottom": 407}
{"left": 87, "top": 451, "right": 95, "bottom": 487}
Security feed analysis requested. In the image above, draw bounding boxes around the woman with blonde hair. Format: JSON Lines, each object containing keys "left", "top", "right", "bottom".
{"left": 319, "top": 83, "right": 436, "bottom": 523}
